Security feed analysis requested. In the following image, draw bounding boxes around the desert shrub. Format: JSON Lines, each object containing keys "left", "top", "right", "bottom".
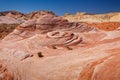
{"left": 37, "top": 52, "right": 44, "bottom": 57}
{"left": 66, "top": 46, "right": 73, "bottom": 50}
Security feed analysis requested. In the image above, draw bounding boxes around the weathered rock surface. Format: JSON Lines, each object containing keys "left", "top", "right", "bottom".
{"left": 0, "top": 16, "right": 21, "bottom": 24}
{"left": 0, "top": 10, "right": 56, "bottom": 24}
{"left": 63, "top": 12, "right": 120, "bottom": 22}
{"left": 85, "top": 22, "right": 120, "bottom": 31}
{"left": 0, "top": 14, "right": 120, "bottom": 80}
{"left": 0, "top": 10, "right": 26, "bottom": 24}
{"left": 27, "top": 10, "right": 56, "bottom": 19}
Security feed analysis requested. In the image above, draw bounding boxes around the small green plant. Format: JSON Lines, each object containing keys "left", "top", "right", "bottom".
{"left": 37, "top": 52, "right": 44, "bottom": 57}
{"left": 66, "top": 46, "right": 73, "bottom": 50}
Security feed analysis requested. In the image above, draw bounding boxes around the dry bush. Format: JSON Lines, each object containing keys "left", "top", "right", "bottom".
{"left": 37, "top": 52, "right": 44, "bottom": 57}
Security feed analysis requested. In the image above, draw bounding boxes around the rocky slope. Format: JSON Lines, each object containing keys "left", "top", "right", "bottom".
{"left": 86, "top": 22, "right": 120, "bottom": 31}
{"left": 0, "top": 10, "right": 26, "bottom": 24}
{"left": 0, "top": 11, "right": 56, "bottom": 39}
{"left": 0, "top": 14, "right": 119, "bottom": 80}
{"left": 0, "top": 10, "right": 56, "bottom": 24}
{"left": 0, "top": 24, "right": 18, "bottom": 39}
{"left": 63, "top": 12, "right": 120, "bottom": 22}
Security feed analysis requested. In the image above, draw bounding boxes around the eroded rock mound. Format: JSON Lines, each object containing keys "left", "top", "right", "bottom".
{"left": 3, "top": 15, "right": 97, "bottom": 42}
{"left": 0, "top": 10, "right": 56, "bottom": 24}
{"left": 0, "top": 10, "right": 25, "bottom": 19}
{"left": 0, "top": 14, "right": 120, "bottom": 80}
{"left": 27, "top": 10, "right": 56, "bottom": 19}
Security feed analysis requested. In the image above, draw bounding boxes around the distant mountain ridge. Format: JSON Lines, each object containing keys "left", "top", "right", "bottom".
{"left": 63, "top": 12, "right": 120, "bottom": 22}
{"left": 0, "top": 10, "right": 120, "bottom": 24}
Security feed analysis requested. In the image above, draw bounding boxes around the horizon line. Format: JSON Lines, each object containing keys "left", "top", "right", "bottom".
{"left": 0, "top": 10, "right": 120, "bottom": 16}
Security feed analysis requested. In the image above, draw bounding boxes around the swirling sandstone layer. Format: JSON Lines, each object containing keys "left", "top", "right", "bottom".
{"left": 0, "top": 15, "right": 119, "bottom": 80}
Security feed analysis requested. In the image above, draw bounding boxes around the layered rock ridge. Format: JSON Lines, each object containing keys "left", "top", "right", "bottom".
{"left": 0, "top": 13, "right": 119, "bottom": 80}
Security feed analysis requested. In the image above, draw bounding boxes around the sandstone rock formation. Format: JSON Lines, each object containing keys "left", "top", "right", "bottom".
{"left": 0, "top": 10, "right": 120, "bottom": 24}
{"left": 0, "top": 16, "right": 21, "bottom": 24}
{"left": 0, "top": 13, "right": 120, "bottom": 80}
{"left": 0, "top": 24, "right": 18, "bottom": 39}
{"left": 0, "top": 11, "right": 56, "bottom": 39}
{"left": 85, "top": 22, "right": 120, "bottom": 31}
{"left": 0, "top": 10, "right": 26, "bottom": 24}
{"left": 0, "top": 10, "right": 25, "bottom": 19}
{"left": 63, "top": 12, "right": 120, "bottom": 22}
{"left": 27, "top": 10, "right": 56, "bottom": 19}
{"left": 0, "top": 10, "right": 56, "bottom": 24}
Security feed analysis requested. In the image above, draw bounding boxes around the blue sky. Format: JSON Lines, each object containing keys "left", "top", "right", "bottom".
{"left": 0, "top": 0, "right": 120, "bottom": 15}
